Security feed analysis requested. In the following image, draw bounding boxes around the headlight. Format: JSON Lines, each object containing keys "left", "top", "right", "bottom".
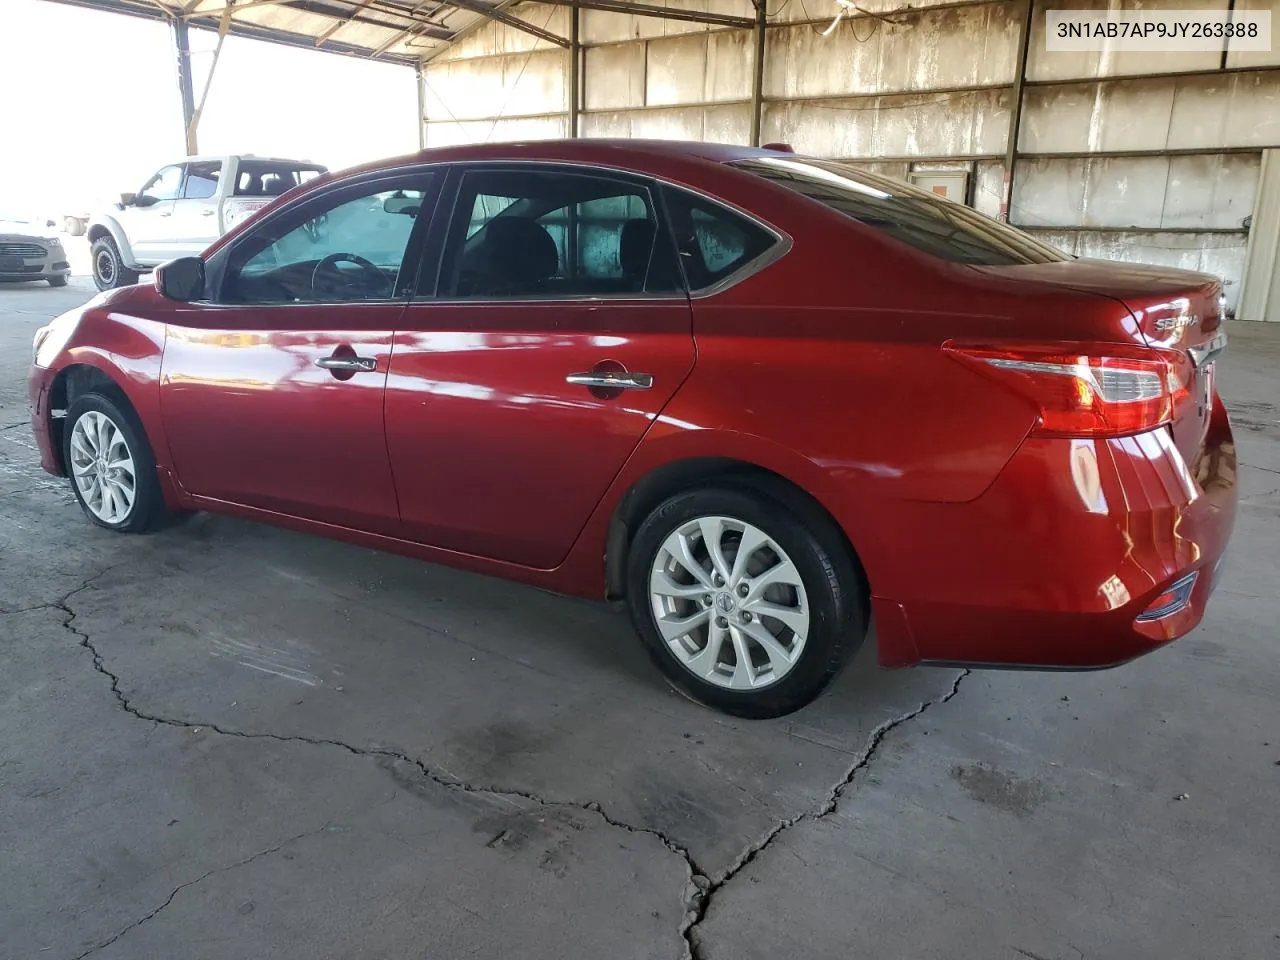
{"left": 33, "top": 325, "right": 51, "bottom": 364}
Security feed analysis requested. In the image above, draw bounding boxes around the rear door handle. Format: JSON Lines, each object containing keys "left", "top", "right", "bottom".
{"left": 566, "top": 371, "right": 653, "bottom": 390}
{"left": 316, "top": 356, "right": 377, "bottom": 372}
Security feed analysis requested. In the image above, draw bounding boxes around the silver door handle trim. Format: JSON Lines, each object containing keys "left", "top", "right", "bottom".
{"left": 199, "top": 209, "right": 215, "bottom": 216}
{"left": 316, "top": 356, "right": 377, "bottom": 372}
{"left": 566, "top": 371, "right": 653, "bottom": 390}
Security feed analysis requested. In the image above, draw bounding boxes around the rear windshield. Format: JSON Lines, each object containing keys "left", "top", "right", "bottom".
{"left": 732, "top": 156, "right": 1068, "bottom": 266}
{"left": 234, "top": 160, "right": 327, "bottom": 198}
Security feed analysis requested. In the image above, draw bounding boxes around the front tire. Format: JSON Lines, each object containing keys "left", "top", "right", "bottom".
{"left": 48, "top": 274, "right": 69, "bottom": 287}
{"left": 90, "top": 236, "right": 139, "bottom": 291}
{"left": 626, "top": 486, "right": 866, "bottom": 718}
{"left": 63, "top": 391, "right": 168, "bottom": 533}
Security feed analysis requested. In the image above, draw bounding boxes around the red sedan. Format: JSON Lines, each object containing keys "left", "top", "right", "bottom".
{"left": 27, "top": 140, "right": 1236, "bottom": 717}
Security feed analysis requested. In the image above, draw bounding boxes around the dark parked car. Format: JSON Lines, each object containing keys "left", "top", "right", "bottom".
{"left": 28, "top": 140, "right": 1236, "bottom": 717}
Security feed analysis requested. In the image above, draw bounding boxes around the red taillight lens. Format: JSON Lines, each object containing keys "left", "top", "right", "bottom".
{"left": 945, "top": 342, "right": 1189, "bottom": 438}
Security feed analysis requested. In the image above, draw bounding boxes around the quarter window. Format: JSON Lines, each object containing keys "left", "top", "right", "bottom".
{"left": 661, "top": 186, "right": 778, "bottom": 292}
{"left": 220, "top": 180, "right": 432, "bottom": 304}
{"left": 441, "top": 168, "right": 682, "bottom": 299}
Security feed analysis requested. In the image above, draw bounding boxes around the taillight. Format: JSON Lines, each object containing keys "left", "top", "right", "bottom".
{"left": 945, "top": 341, "right": 1190, "bottom": 438}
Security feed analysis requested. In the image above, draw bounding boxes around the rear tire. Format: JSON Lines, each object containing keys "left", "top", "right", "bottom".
{"left": 90, "top": 236, "right": 138, "bottom": 291}
{"left": 63, "top": 391, "right": 168, "bottom": 533}
{"left": 626, "top": 486, "right": 865, "bottom": 718}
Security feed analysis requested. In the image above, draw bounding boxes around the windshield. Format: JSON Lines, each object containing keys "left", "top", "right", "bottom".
{"left": 732, "top": 156, "right": 1068, "bottom": 266}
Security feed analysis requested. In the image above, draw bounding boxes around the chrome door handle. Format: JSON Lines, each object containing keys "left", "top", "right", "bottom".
{"left": 159, "top": 211, "right": 172, "bottom": 217}
{"left": 566, "top": 371, "right": 653, "bottom": 390}
{"left": 199, "top": 209, "right": 215, "bottom": 216}
{"left": 316, "top": 356, "right": 377, "bottom": 372}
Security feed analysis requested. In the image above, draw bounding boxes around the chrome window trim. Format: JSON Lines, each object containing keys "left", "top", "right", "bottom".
{"left": 209, "top": 155, "right": 792, "bottom": 307}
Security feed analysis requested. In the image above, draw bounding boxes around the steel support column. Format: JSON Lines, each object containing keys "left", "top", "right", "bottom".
{"left": 749, "top": 0, "right": 767, "bottom": 146}
{"left": 569, "top": 0, "right": 580, "bottom": 137}
{"left": 173, "top": 18, "right": 198, "bottom": 155}
{"left": 416, "top": 64, "right": 427, "bottom": 150}
{"left": 1000, "top": 0, "right": 1033, "bottom": 221}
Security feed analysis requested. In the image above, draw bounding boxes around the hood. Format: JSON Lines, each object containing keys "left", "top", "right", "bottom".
{"left": 0, "top": 218, "right": 61, "bottom": 241}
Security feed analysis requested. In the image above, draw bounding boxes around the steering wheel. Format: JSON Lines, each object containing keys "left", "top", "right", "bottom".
{"left": 310, "top": 252, "right": 390, "bottom": 299}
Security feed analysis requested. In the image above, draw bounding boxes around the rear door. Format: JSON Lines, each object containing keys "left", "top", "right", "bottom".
{"left": 168, "top": 159, "right": 224, "bottom": 257}
{"left": 384, "top": 163, "right": 695, "bottom": 568}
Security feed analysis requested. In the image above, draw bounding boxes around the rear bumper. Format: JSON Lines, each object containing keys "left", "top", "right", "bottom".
{"left": 871, "top": 393, "right": 1237, "bottom": 669}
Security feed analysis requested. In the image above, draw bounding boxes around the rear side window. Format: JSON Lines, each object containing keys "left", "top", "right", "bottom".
{"left": 661, "top": 186, "right": 778, "bottom": 293}
{"left": 182, "top": 161, "right": 222, "bottom": 199}
{"left": 234, "top": 160, "right": 327, "bottom": 198}
{"left": 732, "top": 156, "right": 1068, "bottom": 266}
{"left": 441, "top": 167, "right": 683, "bottom": 299}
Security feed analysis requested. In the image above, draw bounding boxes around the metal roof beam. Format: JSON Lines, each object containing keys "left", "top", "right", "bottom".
{"left": 531, "top": 0, "right": 753, "bottom": 28}
{"left": 439, "top": 0, "right": 569, "bottom": 47}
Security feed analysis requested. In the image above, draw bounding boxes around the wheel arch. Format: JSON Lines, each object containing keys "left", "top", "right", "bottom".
{"left": 86, "top": 216, "right": 139, "bottom": 268}
{"left": 603, "top": 456, "right": 867, "bottom": 609}
{"left": 45, "top": 362, "right": 138, "bottom": 473}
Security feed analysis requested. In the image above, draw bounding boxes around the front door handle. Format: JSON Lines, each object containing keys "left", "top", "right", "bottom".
{"left": 566, "top": 371, "right": 653, "bottom": 390}
{"left": 199, "top": 209, "right": 215, "bottom": 216}
{"left": 316, "top": 356, "right": 377, "bottom": 372}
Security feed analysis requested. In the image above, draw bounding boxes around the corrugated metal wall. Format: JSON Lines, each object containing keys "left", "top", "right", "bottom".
{"left": 422, "top": 0, "right": 1280, "bottom": 315}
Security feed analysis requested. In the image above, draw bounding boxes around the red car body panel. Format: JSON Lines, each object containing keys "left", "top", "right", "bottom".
{"left": 386, "top": 298, "right": 695, "bottom": 569}
{"left": 28, "top": 139, "right": 1237, "bottom": 673}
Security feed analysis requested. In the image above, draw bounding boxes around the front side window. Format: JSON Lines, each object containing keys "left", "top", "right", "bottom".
{"left": 732, "top": 156, "right": 1068, "bottom": 266}
{"left": 140, "top": 165, "right": 184, "bottom": 203}
{"left": 220, "top": 179, "right": 432, "bottom": 304}
{"left": 182, "top": 161, "right": 222, "bottom": 200}
{"left": 441, "top": 168, "right": 682, "bottom": 299}
{"left": 661, "top": 186, "right": 779, "bottom": 292}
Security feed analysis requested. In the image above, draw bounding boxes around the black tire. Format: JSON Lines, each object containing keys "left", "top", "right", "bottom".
{"left": 62, "top": 391, "right": 168, "bottom": 533}
{"left": 90, "top": 235, "right": 139, "bottom": 291}
{"left": 626, "top": 486, "right": 866, "bottom": 719}
{"left": 48, "top": 274, "right": 69, "bottom": 287}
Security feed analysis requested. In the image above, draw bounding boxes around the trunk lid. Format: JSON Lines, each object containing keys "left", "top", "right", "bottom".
{"left": 971, "top": 259, "right": 1226, "bottom": 463}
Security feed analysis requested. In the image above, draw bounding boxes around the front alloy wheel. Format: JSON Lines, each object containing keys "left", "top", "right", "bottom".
{"left": 68, "top": 410, "right": 137, "bottom": 524}
{"left": 63, "top": 391, "right": 168, "bottom": 533}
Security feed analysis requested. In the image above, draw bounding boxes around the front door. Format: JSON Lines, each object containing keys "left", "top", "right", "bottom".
{"left": 385, "top": 165, "right": 695, "bottom": 568}
{"left": 160, "top": 172, "right": 438, "bottom": 534}
{"left": 168, "top": 159, "right": 224, "bottom": 258}
{"left": 125, "top": 164, "right": 183, "bottom": 262}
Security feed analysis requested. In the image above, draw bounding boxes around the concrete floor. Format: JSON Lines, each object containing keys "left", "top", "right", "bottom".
{"left": 2, "top": 272, "right": 1278, "bottom": 960}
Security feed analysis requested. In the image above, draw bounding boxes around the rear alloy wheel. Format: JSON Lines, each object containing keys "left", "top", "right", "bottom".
{"left": 627, "top": 486, "right": 865, "bottom": 718}
{"left": 63, "top": 392, "right": 167, "bottom": 533}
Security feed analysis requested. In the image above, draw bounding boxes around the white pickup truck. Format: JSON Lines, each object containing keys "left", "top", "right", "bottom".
{"left": 87, "top": 155, "right": 327, "bottom": 290}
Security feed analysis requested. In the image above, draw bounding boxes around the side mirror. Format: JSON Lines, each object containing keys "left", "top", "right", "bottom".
{"left": 46, "top": 219, "right": 56, "bottom": 228}
{"left": 134, "top": 195, "right": 159, "bottom": 208}
{"left": 120, "top": 192, "right": 137, "bottom": 206}
{"left": 155, "top": 257, "right": 206, "bottom": 302}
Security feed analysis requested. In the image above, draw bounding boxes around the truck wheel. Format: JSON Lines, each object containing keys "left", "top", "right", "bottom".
{"left": 91, "top": 236, "right": 139, "bottom": 291}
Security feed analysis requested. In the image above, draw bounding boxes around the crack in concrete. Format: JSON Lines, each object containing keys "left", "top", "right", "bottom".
{"left": 57, "top": 570, "right": 967, "bottom": 960}
{"left": 55, "top": 570, "right": 707, "bottom": 957}
{"left": 71, "top": 827, "right": 326, "bottom": 960}
{"left": 0, "top": 421, "right": 30, "bottom": 433}
{"left": 680, "top": 669, "right": 969, "bottom": 958}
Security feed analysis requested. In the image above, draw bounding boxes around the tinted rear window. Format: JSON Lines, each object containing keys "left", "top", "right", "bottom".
{"left": 732, "top": 156, "right": 1068, "bottom": 266}
{"left": 234, "top": 160, "right": 327, "bottom": 198}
